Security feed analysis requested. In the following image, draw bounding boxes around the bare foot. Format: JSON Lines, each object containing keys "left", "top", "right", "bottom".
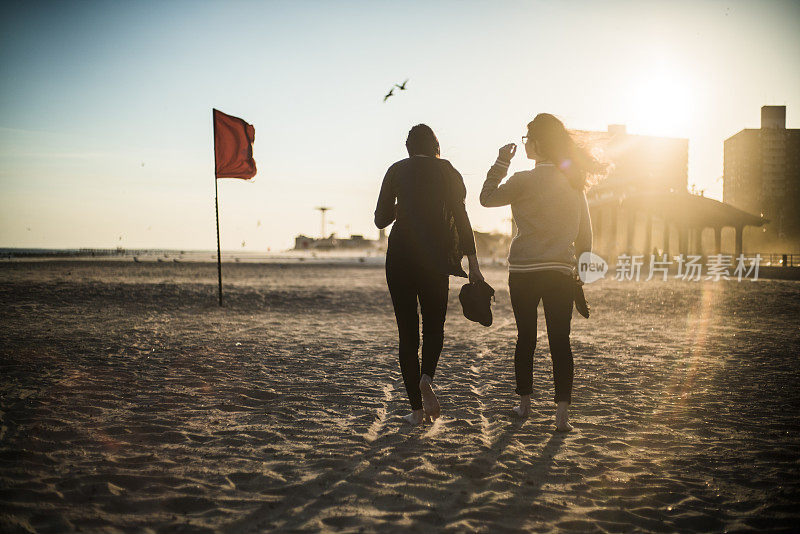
{"left": 555, "top": 401, "right": 572, "bottom": 432}
{"left": 419, "top": 374, "right": 441, "bottom": 420}
{"left": 513, "top": 395, "right": 531, "bottom": 418}
{"left": 403, "top": 409, "right": 424, "bottom": 425}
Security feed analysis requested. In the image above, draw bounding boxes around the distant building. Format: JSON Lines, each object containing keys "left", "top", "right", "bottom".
{"left": 294, "top": 234, "right": 381, "bottom": 251}
{"left": 580, "top": 125, "right": 765, "bottom": 261}
{"left": 724, "top": 106, "right": 800, "bottom": 251}
{"left": 583, "top": 124, "right": 689, "bottom": 200}
{"left": 473, "top": 231, "right": 511, "bottom": 261}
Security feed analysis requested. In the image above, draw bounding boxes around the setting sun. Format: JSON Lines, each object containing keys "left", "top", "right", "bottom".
{"left": 627, "top": 62, "right": 694, "bottom": 138}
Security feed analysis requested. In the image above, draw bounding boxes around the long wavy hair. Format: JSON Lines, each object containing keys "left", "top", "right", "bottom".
{"left": 527, "top": 113, "right": 607, "bottom": 191}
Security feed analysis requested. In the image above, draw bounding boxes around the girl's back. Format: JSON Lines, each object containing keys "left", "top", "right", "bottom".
{"left": 509, "top": 164, "right": 585, "bottom": 268}
{"left": 481, "top": 162, "right": 590, "bottom": 273}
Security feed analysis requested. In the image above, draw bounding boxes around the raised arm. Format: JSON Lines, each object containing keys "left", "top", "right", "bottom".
{"left": 480, "top": 143, "right": 522, "bottom": 207}
{"left": 374, "top": 165, "right": 396, "bottom": 229}
{"left": 575, "top": 190, "right": 593, "bottom": 260}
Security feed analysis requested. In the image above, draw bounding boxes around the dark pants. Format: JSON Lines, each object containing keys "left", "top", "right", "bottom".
{"left": 509, "top": 270, "right": 574, "bottom": 403}
{"left": 386, "top": 253, "right": 449, "bottom": 410}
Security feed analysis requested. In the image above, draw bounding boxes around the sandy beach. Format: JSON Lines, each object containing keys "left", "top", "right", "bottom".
{"left": 1, "top": 260, "right": 799, "bottom": 532}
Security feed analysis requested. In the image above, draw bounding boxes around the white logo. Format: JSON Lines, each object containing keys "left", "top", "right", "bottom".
{"left": 578, "top": 252, "right": 608, "bottom": 284}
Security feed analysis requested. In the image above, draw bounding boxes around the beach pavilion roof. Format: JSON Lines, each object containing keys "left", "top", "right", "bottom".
{"left": 589, "top": 190, "right": 767, "bottom": 229}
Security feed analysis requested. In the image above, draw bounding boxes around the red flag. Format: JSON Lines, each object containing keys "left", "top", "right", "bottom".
{"left": 213, "top": 109, "right": 256, "bottom": 179}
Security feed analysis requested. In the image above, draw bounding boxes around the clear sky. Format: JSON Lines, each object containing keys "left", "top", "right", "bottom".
{"left": 1, "top": 0, "right": 799, "bottom": 251}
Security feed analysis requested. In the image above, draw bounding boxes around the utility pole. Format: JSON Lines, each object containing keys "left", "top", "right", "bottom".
{"left": 315, "top": 207, "right": 332, "bottom": 238}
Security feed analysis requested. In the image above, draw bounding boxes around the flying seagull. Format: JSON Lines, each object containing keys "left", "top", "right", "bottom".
{"left": 383, "top": 87, "right": 394, "bottom": 102}
{"left": 395, "top": 79, "right": 409, "bottom": 90}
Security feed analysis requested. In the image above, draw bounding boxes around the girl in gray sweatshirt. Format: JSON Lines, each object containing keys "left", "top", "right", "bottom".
{"left": 480, "top": 113, "right": 605, "bottom": 432}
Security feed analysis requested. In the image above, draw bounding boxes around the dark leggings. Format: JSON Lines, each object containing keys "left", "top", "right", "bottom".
{"left": 509, "top": 270, "right": 574, "bottom": 403}
{"left": 386, "top": 254, "right": 449, "bottom": 410}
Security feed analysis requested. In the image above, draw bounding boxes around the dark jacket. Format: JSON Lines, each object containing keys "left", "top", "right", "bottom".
{"left": 375, "top": 156, "right": 477, "bottom": 277}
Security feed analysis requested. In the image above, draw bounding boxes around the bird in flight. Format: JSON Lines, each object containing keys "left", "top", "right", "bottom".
{"left": 395, "top": 79, "right": 409, "bottom": 90}
{"left": 383, "top": 87, "right": 394, "bottom": 102}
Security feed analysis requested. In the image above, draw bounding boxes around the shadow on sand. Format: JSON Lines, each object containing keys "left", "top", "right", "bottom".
{"left": 223, "top": 416, "right": 567, "bottom": 531}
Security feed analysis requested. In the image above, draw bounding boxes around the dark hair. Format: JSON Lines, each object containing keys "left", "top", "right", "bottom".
{"left": 406, "top": 124, "right": 440, "bottom": 158}
{"left": 527, "top": 113, "right": 606, "bottom": 190}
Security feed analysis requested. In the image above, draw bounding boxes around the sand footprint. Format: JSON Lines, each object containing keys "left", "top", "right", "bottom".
{"left": 363, "top": 383, "right": 393, "bottom": 442}
{"left": 420, "top": 416, "right": 446, "bottom": 439}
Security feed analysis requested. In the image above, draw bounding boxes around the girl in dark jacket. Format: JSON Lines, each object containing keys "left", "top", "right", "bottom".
{"left": 375, "top": 124, "right": 483, "bottom": 425}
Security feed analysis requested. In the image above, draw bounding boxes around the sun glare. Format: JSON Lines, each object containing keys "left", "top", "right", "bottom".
{"left": 627, "top": 63, "right": 694, "bottom": 138}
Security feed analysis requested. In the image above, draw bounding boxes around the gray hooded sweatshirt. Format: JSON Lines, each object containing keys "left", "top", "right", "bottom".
{"left": 480, "top": 158, "right": 592, "bottom": 275}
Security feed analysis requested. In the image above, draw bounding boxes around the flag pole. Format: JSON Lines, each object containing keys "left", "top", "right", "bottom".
{"left": 213, "top": 109, "right": 223, "bottom": 306}
{"left": 214, "top": 175, "right": 223, "bottom": 306}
